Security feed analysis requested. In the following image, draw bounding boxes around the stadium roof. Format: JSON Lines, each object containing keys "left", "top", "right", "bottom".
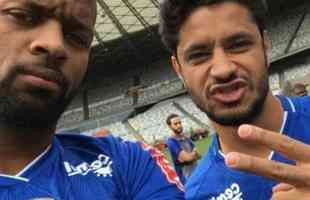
{"left": 91, "top": 0, "right": 307, "bottom": 47}
{"left": 88, "top": 0, "right": 309, "bottom": 80}
{"left": 93, "top": 0, "right": 159, "bottom": 46}
{"left": 87, "top": 0, "right": 164, "bottom": 79}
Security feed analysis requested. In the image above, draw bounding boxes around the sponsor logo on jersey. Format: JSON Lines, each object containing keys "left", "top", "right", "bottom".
{"left": 64, "top": 154, "right": 113, "bottom": 177}
{"left": 210, "top": 183, "right": 243, "bottom": 200}
{"left": 141, "top": 143, "right": 184, "bottom": 191}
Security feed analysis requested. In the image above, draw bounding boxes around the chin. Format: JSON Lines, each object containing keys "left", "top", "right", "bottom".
{"left": 209, "top": 100, "right": 264, "bottom": 126}
{"left": 0, "top": 94, "right": 70, "bottom": 130}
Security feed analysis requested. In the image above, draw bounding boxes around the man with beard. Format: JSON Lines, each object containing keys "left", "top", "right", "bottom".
{"left": 159, "top": 0, "right": 310, "bottom": 199}
{"left": 0, "top": 0, "right": 184, "bottom": 199}
{"left": 166, "top": 114, "right": 200, "bottom": 184}
{"left": 293, "top": 83, "right": 308, "bottom": 97}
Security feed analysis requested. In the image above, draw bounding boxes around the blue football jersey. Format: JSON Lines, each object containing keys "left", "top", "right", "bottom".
{"left": 166, "top": 137, "right": 195, "bottom": 184}
{"left": 0, "top": 135, "right": 184, "bottom": 200}
{"left": 186, "top": 96, "right": 310, "bottom": 200}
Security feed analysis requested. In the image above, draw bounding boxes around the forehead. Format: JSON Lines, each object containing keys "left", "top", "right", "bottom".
{"left": 170, "top": 117, "right": 181, "bottom": 124}
{"left": 0, "top": 0, "right": 97, "bottom": 26}
{"left": 294, "top": 86, "right": 306, "bottom": 91}
{"left": 178, "top": 2, "right": 259, "bottom": 49}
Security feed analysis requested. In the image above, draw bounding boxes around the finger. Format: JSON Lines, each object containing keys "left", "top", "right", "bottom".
{"left": 271, "top": 191, "right": 295, "bottom": 200}
{"left": 238, "top": 125, "right": 310, "bottom": 162}
{"left": 272, "top": 183, "right": 294, "bottom": 193}
{"left": 225, "top": 152, "right": 310, "bottom": 187}
{"left": 271, "top": 189, "right": 310, "bottom": 200}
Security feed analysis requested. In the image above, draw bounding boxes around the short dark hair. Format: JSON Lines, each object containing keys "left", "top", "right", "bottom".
{"left": 159, "top": 0, "right": 267, "bottom": 54}
{"left": 166, "top": 113, "right": 179, "bottom": 125}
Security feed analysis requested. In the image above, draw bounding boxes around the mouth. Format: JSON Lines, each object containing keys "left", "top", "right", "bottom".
{"left": 16, "top": 66, "right": 66, "bottom": 93}
{"left": 209, "top": 78, "right": 248, "bottom": 104}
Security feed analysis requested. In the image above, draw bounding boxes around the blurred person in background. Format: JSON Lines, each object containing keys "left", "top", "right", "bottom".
{"left": 293, "top": 83, "right": 308, "bottom": 97}
{"left": 166, "top": 114, "right": 201, "bottom": 184}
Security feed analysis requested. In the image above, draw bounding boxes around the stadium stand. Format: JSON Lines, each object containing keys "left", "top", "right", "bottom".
{"left": 57, "top": 0, "right": 310, "bottom": 144}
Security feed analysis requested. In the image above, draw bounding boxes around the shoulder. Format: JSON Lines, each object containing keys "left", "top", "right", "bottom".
{"left": 167, "top": 137, "right": 176, "bottom": 143}
{"left": 166, "top": 137, "right": 178, "bottom": 147}
{"left": 285, "top": 96, "right": 310, "bottom": 113}
{"left": 185, "top": 150, "right": 218, "bottom": 199}
{"left": 55, "top": 135, "right": 185, "bottom": 199}
{"left": 56, "top": 134, "right": 150, "bottom": 164}
{"left": 285, "top": 111, "right": 310, "bottom": 141}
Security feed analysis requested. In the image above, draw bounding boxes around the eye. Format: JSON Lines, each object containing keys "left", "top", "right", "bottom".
{"left": 5, "top": 9, "right": 40, "bottom": 26}
{"left": 65, "top": 32, "right": 92, "bottom": 49}
{"left": 187, "top": 52, "right": 212, "bottom": 66}
{"left": 228, "top": 39, "right": 253, "bottom": 53}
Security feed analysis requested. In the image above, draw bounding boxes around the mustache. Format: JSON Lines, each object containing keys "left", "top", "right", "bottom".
{"left": 209, "top": 78, "right": 248, "bottom": 95}
{"left": 14, "top": 63, "right": 69, "bottom": 91}
{"left": 208, "top": 73, "right": 250, "bottom": 94}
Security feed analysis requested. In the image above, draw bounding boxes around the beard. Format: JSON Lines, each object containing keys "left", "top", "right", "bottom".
{"left": 173, "top": 128, "right": 183, "bottom": 135}
{"left": 191, "top": 72, "right": 269, "bottom": 127}
{"left": 0, "top": 66, "right": 77, "bottom": 130}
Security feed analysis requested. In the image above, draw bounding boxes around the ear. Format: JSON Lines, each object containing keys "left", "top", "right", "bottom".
{"left": 263, "top": 30, "right": 271, "bottom": 50}
{"left": 171, "top": 55, "right": 184, "bottom": 82}
{"left": 262, "top": 30, "right": 272, "bottom": 68}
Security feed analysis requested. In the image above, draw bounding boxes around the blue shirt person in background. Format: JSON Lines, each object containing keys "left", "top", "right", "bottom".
{"left": 159, "top": 0, "right": 310, "bottom": 199}
{"left": 0, "top": 0, "right": 184, "bottom": 199}
{"left": 166, "top": 114, "right": 200, "bottom": 184}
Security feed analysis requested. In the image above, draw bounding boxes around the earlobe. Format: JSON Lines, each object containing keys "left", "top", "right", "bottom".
{"left": 263, "top": 30, "right": 271, "bottom": 50}
{"left": 171, "top": 55, "right": 186, "bottom": 87}
{"left": 171, "top": 55, "right": 181, "bottom": 78}
{"left": 262, "top": 30, "right": 271, "bottom": 68}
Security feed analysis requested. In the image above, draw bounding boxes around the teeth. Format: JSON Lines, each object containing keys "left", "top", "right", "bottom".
{"left": 218, "top": 84, "right": 241, "bottom": 93}
{"left": 222, "top": 87, "right": 234, "bottom": 93}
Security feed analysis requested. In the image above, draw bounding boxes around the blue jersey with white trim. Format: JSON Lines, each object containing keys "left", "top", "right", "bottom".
{"left": 186, "top": 96, "right": 310, "bottom": 200}
{"left": 0, "top": 135, "right": 184, "bottom": 200}
{"left": 166, "top": 137, "right": 195, "bottom": 184}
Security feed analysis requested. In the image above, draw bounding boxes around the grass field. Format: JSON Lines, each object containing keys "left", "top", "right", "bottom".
{"left": 164, "top": 136, "right": 213, "bottom": 164}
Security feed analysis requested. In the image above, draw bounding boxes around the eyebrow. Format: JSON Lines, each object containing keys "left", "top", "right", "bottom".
{"left": 64, "top": 17, "right": 94, "bottom": 39}
{"left": 20, "top": 0, "right": 94, "bottom": 37}
{"left": 223, "top": 32, "right": 254, "bottom": 44}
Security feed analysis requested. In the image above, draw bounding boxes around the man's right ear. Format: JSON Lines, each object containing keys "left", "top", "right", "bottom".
{"left": 263, "top": 30, "right": 271, "bottom": 50}
{"left": 171, "top": 55, "right": 186, "bottom": 87}
{"left": 171, "top": 55, "right": 182, "bottom": 80}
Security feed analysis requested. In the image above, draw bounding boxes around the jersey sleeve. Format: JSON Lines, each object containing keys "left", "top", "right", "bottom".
{"left": 119, "top": 140, "right": 185, "bottom": 199}
{"left": 167, "top": 138, "right": 182, "bottom": 163}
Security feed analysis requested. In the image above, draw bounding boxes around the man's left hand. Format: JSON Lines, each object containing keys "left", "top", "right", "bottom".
{"left": 225, "top": 125, "right": 310, "bottom": 200}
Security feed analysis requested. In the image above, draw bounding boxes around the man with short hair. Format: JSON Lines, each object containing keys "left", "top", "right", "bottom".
{"left": 0, "top": 0, "right": 184, "bottom": 199}
{"left": 159, "top": 0, "right": 310, "bottom": 199}
{"left": 293, "top": 83, "right": 308, "bottom": 97}
{"left": 166, "top": 114, "right": 200, "bottom": 184}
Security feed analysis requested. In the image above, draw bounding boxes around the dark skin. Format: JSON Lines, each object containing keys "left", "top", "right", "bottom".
{"left": 0, "top": 0, "right": 96, "bottom": 175}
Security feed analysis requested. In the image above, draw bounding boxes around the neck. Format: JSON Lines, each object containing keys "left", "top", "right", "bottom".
{"left": 173, "top": 132, "right": 184, "bottom": 139}
{"left": 213, "top": 93, "right": 284, "bottom": 158}
{"left": 0, "top": 125, "right": 55, "bottom": 175}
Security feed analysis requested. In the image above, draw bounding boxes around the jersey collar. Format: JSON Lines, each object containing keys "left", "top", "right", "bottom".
{"left": 0, "top": 137, "right": 60, "bottom": 186}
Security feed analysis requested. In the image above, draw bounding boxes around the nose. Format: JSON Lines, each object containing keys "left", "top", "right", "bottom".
{"left": 209, "top": 48, "right": 237, "bottom": 82}
{"left": 29, "top": 20, "right": 67, "bottom": 63}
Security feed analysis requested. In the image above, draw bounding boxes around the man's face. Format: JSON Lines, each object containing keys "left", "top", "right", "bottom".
{"left": 172, "top": 2, "right": 269, "bottom": 126}
{"left": 0, "top": 0, "right": 96, "bottom": 128}
{"left": 294, "top": 86, "right": 307, "bottom": 97}
{"left": 169, "top": 117, "right": 183, "bottom": 135}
